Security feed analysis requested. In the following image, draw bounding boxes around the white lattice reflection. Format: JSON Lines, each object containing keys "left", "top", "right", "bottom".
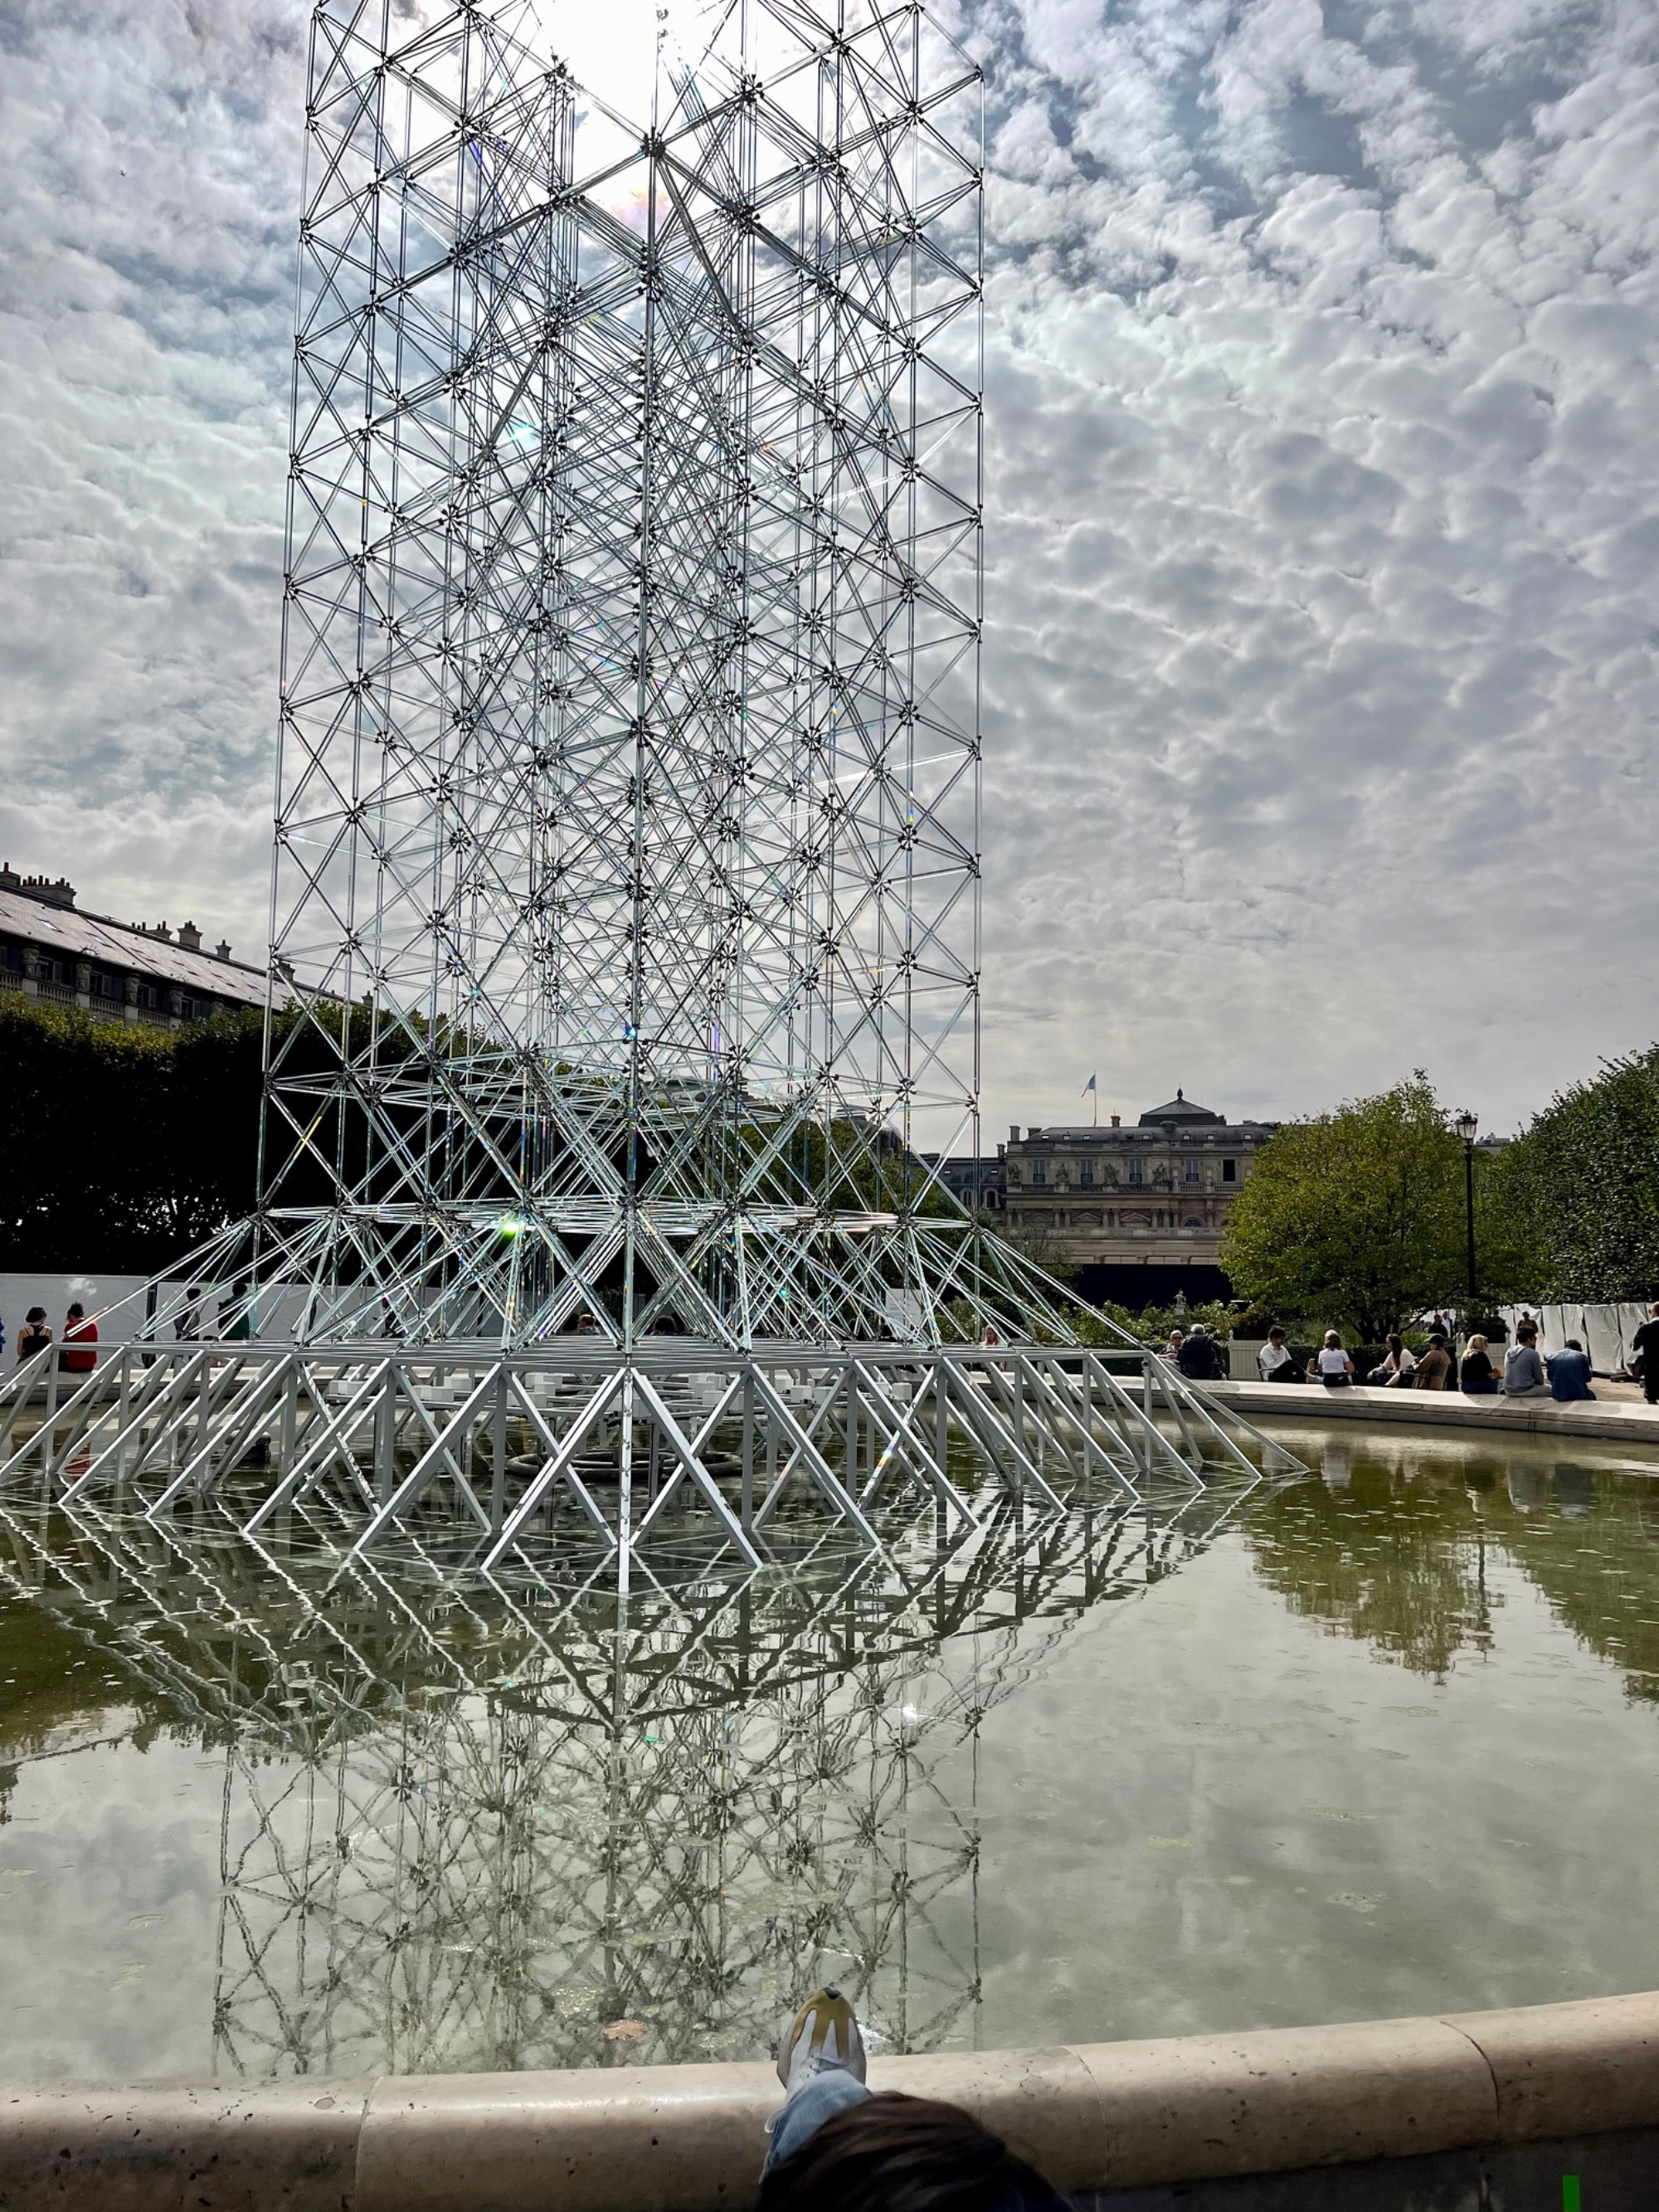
{"left": 0, "top": 1469, "right": 1272, "bottom": 2077}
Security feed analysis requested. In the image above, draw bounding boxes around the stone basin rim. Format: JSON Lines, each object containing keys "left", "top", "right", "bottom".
{"left": 3, "top": 1990, "right": 1658, "bottom": 2210}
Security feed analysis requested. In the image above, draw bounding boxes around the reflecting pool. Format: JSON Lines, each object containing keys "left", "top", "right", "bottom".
{"left": 4, "top": 1426, "right": 1659, "bottom": 2082}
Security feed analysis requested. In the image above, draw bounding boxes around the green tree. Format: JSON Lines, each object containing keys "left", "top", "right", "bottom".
{"left": 1486, "top": 1045, "right": 1659, "bottom": 1300}
{"left": 1219, "top": 1073, "right": 1528, "bottom": 1340}
{"left": 1073, "top": 1297, "right": 1236, "bottom": 1346}
{"left": 0, "top": 996, "right": 266, "bottom": 1270}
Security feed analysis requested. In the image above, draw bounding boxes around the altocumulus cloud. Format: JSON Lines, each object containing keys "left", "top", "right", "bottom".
{"left": 0, "top": 0, "right": 1655, "bottom": 1130}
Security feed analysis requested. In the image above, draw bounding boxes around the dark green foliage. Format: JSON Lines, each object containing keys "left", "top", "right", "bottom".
{"left": 1073, "top": 1297, "right": 1236, "bottom": 1345}
{"left": 0, "top": 990, "right": 963, "bottom": 1277}
{"left": 1219, "top": 1073, "right": 1534, "bottom": 1341}
{"left": 1489, "top": 1045, "right": 1659, "bottom": 1300}
{"left": 0, "top": 996, "right": 265, "bottom": 1270}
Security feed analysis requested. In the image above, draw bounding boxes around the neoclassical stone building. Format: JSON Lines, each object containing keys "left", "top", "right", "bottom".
{"left": 1004, "top": 1092, "right": 1277, "bottom": 1279}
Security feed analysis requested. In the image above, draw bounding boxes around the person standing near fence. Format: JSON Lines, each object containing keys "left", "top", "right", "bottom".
{"left": 1631, "top": 1302, "right": 1659, "bottom": 1406}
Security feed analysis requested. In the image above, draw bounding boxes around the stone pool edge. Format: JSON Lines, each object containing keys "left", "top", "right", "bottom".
{"left": 1204, "top": 1378, "right": 1659, "bottom": 1448}
{"left": 2, "top": 1990, "right": 1657, "bottom": 2210}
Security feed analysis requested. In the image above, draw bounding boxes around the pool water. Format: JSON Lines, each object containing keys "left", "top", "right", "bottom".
{"left": 3, "top": 1426, "right": 1659, "bottom": 2082}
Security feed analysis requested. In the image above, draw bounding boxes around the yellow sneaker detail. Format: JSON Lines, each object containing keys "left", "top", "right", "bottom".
{"left": 776, "top": 1986, "right": 867, "bottom": 2092}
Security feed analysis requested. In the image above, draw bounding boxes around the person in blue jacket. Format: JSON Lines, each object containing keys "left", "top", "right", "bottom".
{"left": 1546, "top": 1339, "right": 1596, "bottom": 1401}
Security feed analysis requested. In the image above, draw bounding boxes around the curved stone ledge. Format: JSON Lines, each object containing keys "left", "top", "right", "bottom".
{"left": 2, "top": 1994, "right": 1656, "bottom": 2212}
{"left": 1204, "top": 1378, "right": 1659, "bottom": 1449}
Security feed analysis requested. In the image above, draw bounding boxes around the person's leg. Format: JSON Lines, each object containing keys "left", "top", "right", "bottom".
{"left": 766, "top": 1988, "right": 869, "bottom": 2172}
{"left": 765, "top": 2072, "right": 872, "bottom": 2171}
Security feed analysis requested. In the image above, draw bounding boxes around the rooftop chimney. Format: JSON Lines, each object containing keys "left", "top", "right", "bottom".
{"left": 178, "top": 922, "right": 202, "bottom": 953}
{"left": 1, "top": 865, "right": 76, "bottom": 909}
{"left": 1010, "top": 1124, "right": 1020, "bottom": 1143}
{"left": 216, "top": 940, "right": 231, "bottom": 962}
{"left": 1111, "top": 1113, "right": 1121, "bottom": 1127}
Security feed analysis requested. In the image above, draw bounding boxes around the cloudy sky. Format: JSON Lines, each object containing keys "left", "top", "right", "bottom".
{"left": 2, "top": 0, "right": 1656, "bottom": 1141}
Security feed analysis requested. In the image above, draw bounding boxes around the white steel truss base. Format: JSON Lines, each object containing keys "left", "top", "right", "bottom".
{"left": 0, "top": 1337, "right": 1301, "bottom": 1586}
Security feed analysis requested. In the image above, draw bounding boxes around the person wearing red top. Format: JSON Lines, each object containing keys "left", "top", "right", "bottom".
{"left": 60, "top": 1302, "right": 98, "bottom": 1373}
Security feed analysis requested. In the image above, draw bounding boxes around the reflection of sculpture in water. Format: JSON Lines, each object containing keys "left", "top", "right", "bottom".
{"left": 0, "top": 1473, "right": 1267, "bottom": 2078}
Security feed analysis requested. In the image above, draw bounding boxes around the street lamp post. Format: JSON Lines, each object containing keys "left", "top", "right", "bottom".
{"left": 1454, "top": 1109, "right": 1479, "bottom": 1309}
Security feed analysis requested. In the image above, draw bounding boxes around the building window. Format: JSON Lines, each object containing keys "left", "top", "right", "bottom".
{"left": 1031, "top": 1159, "right": 1046, "bottom": 1185}
{"left": 136, "top": 982, "right": 161, "bottom": 1011}
{"left": 1128, "top": 1157, "right": 1143, "bottom": 1186}
{"left": 1079, "top": 1159, "right": 1093, "bottom": 1187}
{"left": 1185, "top": 1157, "right": 1199, "bottom": 1185}
{"left": 1223, "top": 1158, "right": 1237, "bottom": 1182}
{"left": 1184, "top": 1215, "right": 1203, "bottom": 1228}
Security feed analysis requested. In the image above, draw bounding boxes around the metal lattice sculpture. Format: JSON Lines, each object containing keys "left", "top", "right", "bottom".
{"left": 253, "top": 0, "right": 1009, "bottom": 1348}
{"left": 0, "top": 0, "right": 1300, "bottom": 1564}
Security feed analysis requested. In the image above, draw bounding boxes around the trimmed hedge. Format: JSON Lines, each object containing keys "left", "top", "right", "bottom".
{"left": 0, "top": 995, "right": 265, "bottom": 1270}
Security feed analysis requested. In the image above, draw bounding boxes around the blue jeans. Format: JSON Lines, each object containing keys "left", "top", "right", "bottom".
{"left": 765, "top": 2071, "right": 872, "bottom": 2171}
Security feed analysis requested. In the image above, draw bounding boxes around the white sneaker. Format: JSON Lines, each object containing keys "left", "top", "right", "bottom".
{"left": 776, "top": 1987, "right": 867, "bottom": 2093}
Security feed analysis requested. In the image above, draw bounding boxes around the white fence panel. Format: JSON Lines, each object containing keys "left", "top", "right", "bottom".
{"left": 1500, "top": 1300, "right": 1656, "bottom": 1375}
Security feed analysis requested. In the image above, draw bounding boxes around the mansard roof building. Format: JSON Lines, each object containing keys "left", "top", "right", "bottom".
{"left": 0, "top": 865, "right": 265, "bottom": 1030}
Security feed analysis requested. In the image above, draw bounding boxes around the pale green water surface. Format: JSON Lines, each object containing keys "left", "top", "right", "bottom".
{"left": 3, "top": 1425, "right": 1659, "bottom": 2081}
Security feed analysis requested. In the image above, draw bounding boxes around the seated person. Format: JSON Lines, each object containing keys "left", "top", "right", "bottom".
{"left": 1176, "top": 1325, "right": 1224, "bottom": 1381}
{"left": 1368, "top": 1333, "right": 1416, "bottom": 1386}
{"left": 1313, "top": 1331, "right": 1354, "bottom": 1387}
{"left": 765, "top": 1991, "right": 1068, "bottom": 2212}
{"left": 1458, "top": 1333, "right": 1499, "bottom": 1395}
{"left": 1258, "top": 1326, "right": 1299, "bottom": 1381}
{"left": 1502, "top": 1328, "right": 1549, "bottom": 1396}
{"left": 1413, "top": 1333, "right": 1452, "bottom": 1389}
{"left": 1546, "top": 1339, "right": 1596, "bottom": 1402}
